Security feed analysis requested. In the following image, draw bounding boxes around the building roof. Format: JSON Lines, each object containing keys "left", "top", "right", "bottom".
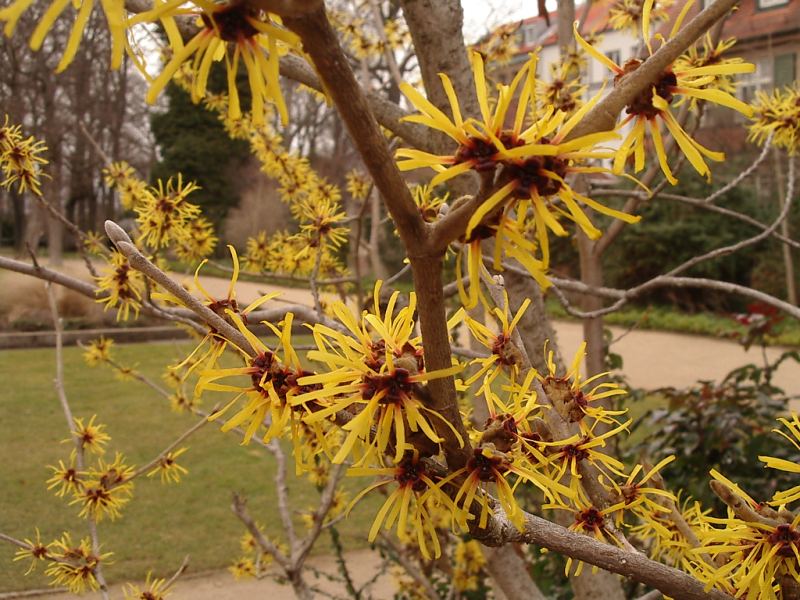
{"left": 698, "top": 0, "right": 800, "bottom": 43}
{"left": 511, "top": 0, "right": 799, "bottom": 51}
{"left": 515, "top": 2, "right": 613, "bottom": 50}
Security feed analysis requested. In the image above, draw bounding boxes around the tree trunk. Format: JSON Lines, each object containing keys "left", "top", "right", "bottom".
{"left": 10, "top": 191, "right": 26, "bottom": 256}
{"left": 483, "top": 545, "right": 547, "bottom": 600}
{"left": 368, "top": 192, "right": 388, "bottom": 279}
{"left": 577, "top": 233, "right": 606, "bottom": 376}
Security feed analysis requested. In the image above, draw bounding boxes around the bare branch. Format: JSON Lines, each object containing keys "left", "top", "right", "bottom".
{"left": 475, "top": 509, "right": 734, "bottom": 600}
{"left": 122, "top": 415, "right": 209, "bottom": 484}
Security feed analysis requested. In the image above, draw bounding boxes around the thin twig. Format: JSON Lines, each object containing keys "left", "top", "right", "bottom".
{"left": 702, "top": 132, "right": 773, "bottom": 204}
{"left": 105, "top": 221, "right": 252, "bottom": 353}
{"left": 45, "top": 283, "right": 109, "bottom": 599}
{"left": 309, "top": 238, "right": 324, "bottom": 318}
{"left": 122, "top": 415, "right": 209, "bottom": 484}
{"left": 665, "top": 154, "right": 795, "bottom": 279}
{"left": 162, "top": 555, "right": 191, "bottom": 590}
{"left": 266, "top": 440, "right": 298, "bottom": 551}
{"left": 378, "top": 534, "right": 439, "bottom": 600}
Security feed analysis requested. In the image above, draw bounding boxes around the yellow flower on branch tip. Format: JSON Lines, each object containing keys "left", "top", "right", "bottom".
{"left": 0, "top": 0, "right": 127, "bottom": 72}
{"left": 95, "top": 250, "right": 144, "bottom": 321}
{"left": 229, "top": 557, "right": 256, "bottom": 579}
{"left": 135, "top": 175, "right": 201, "bottom": 249}
{"left": 162, "top": 245, "right": 279, "bottom": 378}
{"left": 103, "top": 161, "right": 147, "bottom": 209}
{"left": 537, "top": 419, "right": 631, "bottom": 490}
{"left": 440, "top": 444, "right": 533, "bottom": 531}
{"left": 609, "top": 0, "right": 674, "bottom": 33}
{"left": 602, "top": 455, "right": 677, "bottom": 523}
{"left": 749, "top": 84, "right": 800, "bottom": 155}
{"left": 123, "top": 573, "right": 170, "bottom": 600}
{"left": 347, "top": 451, "right": 460, "bottom": 559}
{"left": 412, "top": 183, "right": 447, "bottom": 223}
{"left": 673, "top": 35, "right": 744, "bottom": 109}
{"left": 576, "top": 0, "right": 754, "bottom": 184}
{"left": 476, "top": 372, "right": 577, "bottom": 506}
{"left": 47, "top": 459, "right": 85, "bottom": 498}
{"left": 70, "top": 415, "right": 111, "bottom": 455}
{"left": 0, "top": 115, "right": 48, "bottom": 196}
{"left": 147, "top": 448, "right": 189, "bottom": 484}
{"left": 136, "top": 1, "right": 299, "bottom": 125}
{"left": 538, "top": 61, "right": 587, "bottom": 115}
{"left": 629, "top": 494, "right": 712, "bottom": 569}
{"left": 82, "top": 231, "right": 107, "bottom": 256}
{"left": 399, "top": 51, "right": 637, "bottom": 296}
{"left": 13, "top": 529, "right": 49, "bottom": 575}
{"left": 456, "top": 207, "right": 550, "bottom": 310}
{"left": 346, "top": 169, "right": 371, "bottom": 201}
{"left": 175, "top": 217, "right": 218, "bottom": 263}
{"left": 82, "top": 337, "right": 114, "bottom": 367}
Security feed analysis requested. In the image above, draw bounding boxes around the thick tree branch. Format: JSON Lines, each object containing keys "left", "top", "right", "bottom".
{"left": 283, "top": 8, "right": 427, "bottom": 249}
{"left": 475, "top": 509, "right": 734, "bottom": 600}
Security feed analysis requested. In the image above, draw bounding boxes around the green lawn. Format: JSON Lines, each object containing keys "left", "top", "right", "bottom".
{"left": 0, "top": 342, "right": 378, "bottom": 591}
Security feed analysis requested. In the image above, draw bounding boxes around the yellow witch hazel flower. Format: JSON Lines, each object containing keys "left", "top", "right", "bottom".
{"left": 398, "top": 51, "right": 638, "bottom": 307}
{"left": 539, "top": 341, "right": 629, "bottom": 432}
{"left": 463, "top": 294, "right": 531, "bottom": 391}
{"left": 135, "top": 175, "right": 201, "bottom": 249}
{"left": 12, "top": 529, "right": 49, "bottom": 575}
{"left": 577, "top": 0, "right": 755, "bottom": 184}
{"left": 103, "top": 161, "right": 148, "bottom": 210}
{"left": 609, "top": 0, "right": 674, "bottom": 33}
{"left": 71, "top": 452, "right": 135, "bottom": 521}
{"left": 123, "top": 572, "right": 170, "bottom": 600}
{"left": 673, "top": 34, "right": 745, "bottom": 110}
{"left": 749, "top": 84, "right": 800, "bottom": 155}
{"left": 82, "top": 337, "right": 114, "bottom": 367}
{"left": 544, "top": 489, "right": 628, "bottom": 576}
{"left": 197, "top": 310, "right": 309, "bottom": 444}
{"left": 346, "top": 450, "right": 463, "bottom": 559}
{"left": 699, "top": 471, "right": 800, "bottom": 599}
{"left": 147, "top": 448, "right": 189, "bottom": 484}
{"left": 759, "top": 413, "right": 800, "bottom": 505}
{"left": 0, "top": 0, "right": 127, "bottom": 72}
{"left": 135, "top": 0, "right": 300, "bottom": 125}
{"left": 294, "top": 282, "right": 463, "bottom": 464}
{"left": 0, "top": 115, "right": 48, "bottom": 196}
{"left": 95, "top": 250, "right": 144, "bottom": 321}
{"left": 45, "top": 532, "right": 112, "bottom": 594}
{"left": 71, "top": 415, "right": 111, "bottom": 455}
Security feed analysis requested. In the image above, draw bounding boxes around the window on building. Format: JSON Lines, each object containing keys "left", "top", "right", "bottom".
{"left": 757, "top": 0, "right": 790, "bottom": 8}
{"left": 738, "top": 56, "right": 771, "bottom": 103}
{"left": 605, "top": 49, "right": 621, "bottom": 67}
{"left": 522, "top": 23, "right": 543, "bottom": 46}
{"left": 774, "top": 53, "right": 796, "bottom": 88}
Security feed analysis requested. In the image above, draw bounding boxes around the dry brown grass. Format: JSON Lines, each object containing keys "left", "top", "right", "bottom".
{"left": 0, "top": 265, "right": 106, "bottom": 330}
